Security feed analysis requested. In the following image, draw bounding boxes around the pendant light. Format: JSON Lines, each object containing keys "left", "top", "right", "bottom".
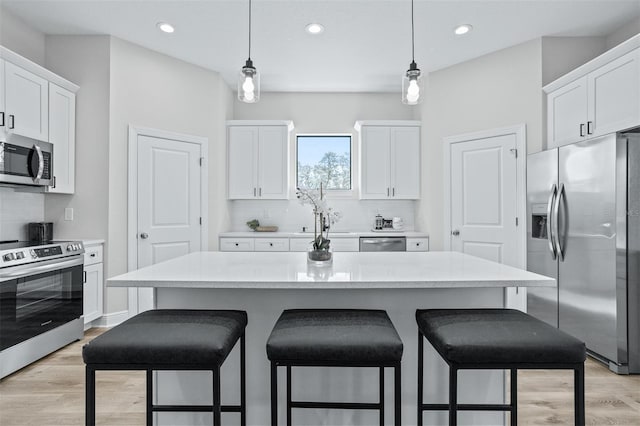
{"left": 402, "top": 0, "right": 424, "bottom": 105}
{"left": 238, "top": 0, "right": 260, "bottom": 103}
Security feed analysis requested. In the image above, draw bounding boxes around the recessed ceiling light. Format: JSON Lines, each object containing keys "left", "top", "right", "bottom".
{"left": 454, "top": 24, "right": 473, "bottom": 36}
{"left": 305, "top": 23, "right": 324, "bottom": 35}
{"left": 157, "top": 22, "right": 175, "bottom": 33}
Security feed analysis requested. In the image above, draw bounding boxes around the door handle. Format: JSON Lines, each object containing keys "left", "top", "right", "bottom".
{"left": 451, "top": 230, "right": 460, "bottom": 236}
{"left": 546, "top": 184, "right": 557, "bottom": 260}
{"left": 587, "top": 121, "right": 593, "bottom": 135}
{"left": 8, "top": 114, "right": 14, "bottom": 130}
{"left": 259, "top": 187, "right": 262, "bottom": 197}
{"left": 392, "top": 188, "right": 395, "bottom": 197}
{"left": 140, "top": 232, "right": 149, "bottom": 239}
{"left": 0, "top": 112, "right": 4, "bottom": 127}
{"left": 553, "top": 183, "right": 565, "bottom": 261}
{"left": 254, "top": 188, "right": 257, "bottom": 197}
{"left": 579, "top": 123, "right": 585, "bottom": 137}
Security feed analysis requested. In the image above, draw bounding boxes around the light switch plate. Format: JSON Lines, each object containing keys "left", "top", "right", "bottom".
{"left": 64, "top": 208, "right": 74, "bottom": 221}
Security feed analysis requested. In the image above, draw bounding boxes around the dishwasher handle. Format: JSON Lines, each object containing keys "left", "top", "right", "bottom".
{"left": 359, "top": 237, "right": 407, "bottom": 251}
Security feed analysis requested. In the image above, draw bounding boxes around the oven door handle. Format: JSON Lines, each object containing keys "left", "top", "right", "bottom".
{"left": 0, "top": 257, "right": 84, "bottom": 280}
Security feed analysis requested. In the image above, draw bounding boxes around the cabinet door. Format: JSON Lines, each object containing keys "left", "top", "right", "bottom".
{"left": 547, "top": 76, "right": 588, "bottom": 148}
{"left": 258, "top": 126, "right": 289, "bottom": 199}
{"left": 390, "top": 126, "right": 420, "bottom": 199}
{"left": 588, "top": 49, "right": 640, "bottom": 138}
{"left": 228, "top": 126, "right": 258, "bottom": 199}
{"left": 4, "top": 61, "right": 49, "bottom": 141}
{"left": 0, "top": 59, "right": 5, "bottom": 139}
{"left": 83, "top": 262, "right": 103, "bottom": 324}
{"left": 360, "top": 126, "right": 390, "bottom": 199}
{"left": 47, "top": 84, "right": 76, "bottom": 193}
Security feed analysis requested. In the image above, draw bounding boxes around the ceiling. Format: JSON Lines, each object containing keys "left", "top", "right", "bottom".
{"left": 3, "top": 0, "right": 639, "bottom": 93}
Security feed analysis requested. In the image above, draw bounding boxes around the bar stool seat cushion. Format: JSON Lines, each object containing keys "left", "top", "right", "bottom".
{"left": 83, "top": 309, "right": 247, "bottom": 366}
{"left": 266, "top": 309, "right": 403, "bottom": 364}
{"left": 415, "top": 309, "right": 586, "bottom": 365}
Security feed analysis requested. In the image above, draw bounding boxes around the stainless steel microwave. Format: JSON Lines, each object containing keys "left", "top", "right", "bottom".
{"left": 0, "top": 137, "right": 53, "bottom": 186}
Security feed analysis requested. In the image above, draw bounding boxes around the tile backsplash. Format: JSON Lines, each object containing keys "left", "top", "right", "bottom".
{"left": 0, "top": 187, "right": 45, "bottom": 241}
{"left": 228, "top": 198, "right": 416, "bottom": 232}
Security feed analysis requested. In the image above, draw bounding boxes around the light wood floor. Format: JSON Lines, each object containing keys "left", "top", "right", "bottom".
{"left": 1, "top": 328, "right": 638, "bottom": 425}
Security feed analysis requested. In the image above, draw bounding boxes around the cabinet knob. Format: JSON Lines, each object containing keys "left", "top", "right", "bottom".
{"left": 140, "top": 232, "right": 149, "bottom": 239}
{"left": 90, "top": 253, "right": 96, "bottom": 257}
{"left": 235, "top": 243, "right": 239, "bottom": 246}
{"left": 269, "top": 243, "right": 273, "bottom": 247}
{"left": 451, "top": 230, "right": 460, "bottom": 236}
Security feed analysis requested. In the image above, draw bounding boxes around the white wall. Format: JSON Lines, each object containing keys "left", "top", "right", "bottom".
{"left": 108, "top": 37, "right": 232, "bottom": 312}
{"left": 232, "top": 93, "right": 419, "bottom": 232}
{"left": 44, "top": 36, "right": 111, "bottom": 242}
{"left": 418, "top": 38, "right": 543, "bottom": 251}
{"left": 0, "top": 6, "right": 45, "bottom": 66}
{"left": 541, "top": 37, "right": 607, "bottom": 86}
{"left": 606, "top": 16, "right": 640, "bottom": 49}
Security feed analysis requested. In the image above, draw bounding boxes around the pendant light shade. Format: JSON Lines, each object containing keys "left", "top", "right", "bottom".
{"left": 238, "top": 0, "right": 260, "bottom": 103}
{"left": 402, "top": 0, "right": 423, "bottom": 105}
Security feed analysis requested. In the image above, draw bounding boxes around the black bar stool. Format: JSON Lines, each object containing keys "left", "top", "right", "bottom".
{"left": 416, "top": 308, "right": 586, "bottom": 426}
{"left": 83, "top": 309, "right": 247, "bottom": 426}
{"left": 266, "top": 309, "right": 403, "bottom": 425}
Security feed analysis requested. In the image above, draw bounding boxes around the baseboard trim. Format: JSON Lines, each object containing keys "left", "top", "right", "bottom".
{"left": 91, "top": 310, "right": 129, "bottom": 328}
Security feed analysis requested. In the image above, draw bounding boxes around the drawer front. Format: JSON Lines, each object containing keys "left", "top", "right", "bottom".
{"left": 329, "top": 238, "right": 359, "bottom": 252}
{"left": 289, "top": 238, "right": 313, "bottom": 252}
{"left": 220, "top": 238, "right": 255, "bottom": 251}
{"left": 255, "top": 238, "right": 290, "bottom": 252}
{"left": 83, "top": 245, "right": 103, "bottom": 265}
{"left": 407, "top": 237, "right": 429, "bottom": 251}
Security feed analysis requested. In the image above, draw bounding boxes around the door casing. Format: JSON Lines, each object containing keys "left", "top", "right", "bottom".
{"left": 126, "top": 125, "right": 208, "bottom": 317}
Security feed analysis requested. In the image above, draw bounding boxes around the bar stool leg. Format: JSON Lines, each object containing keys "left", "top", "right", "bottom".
{"left": 86, "top": 366, "right": 96, "bottom": 426}
{"left": 240, "top": 333, "right": 246, "bottom": 426}
{"left": 417, "top": 331, "right": 423, "bottom": 426}
{"left": 575, "top": 364, "right": 585, "bottom": 426}
{"left": 213, "top": 367, "right": 221, "bottom": 426}
{"left": 379, "top": 366, "right": 385, "bottom": 425}
{"left": 394, "top": 363, "right": 401, "bottom": 426}
{"left": 271, "top": 362, "right": 278, "bottom": 426}
{"left": 449, "top": 366, "right": 457, "bottom": 426}
{"left": 286, "top": 366, "right": 292, "bottom": 426}
{"left": 146, "top": 370, "right": 153, "bottom": 426}
{"left": 510, "top": 369, "right": 517, "bottom": 426}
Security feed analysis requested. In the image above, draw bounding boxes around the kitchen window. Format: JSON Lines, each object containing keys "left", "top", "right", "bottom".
{"left": 296, "top": 135, "right": 352, "bottom": 191}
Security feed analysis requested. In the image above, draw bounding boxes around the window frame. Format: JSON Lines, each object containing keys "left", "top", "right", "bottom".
{"left": 293, "top": 133, "right": 357, "bottom": 199}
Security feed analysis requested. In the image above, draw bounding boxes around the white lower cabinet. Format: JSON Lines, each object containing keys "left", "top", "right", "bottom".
{"left": 221, "top": 237, "right": 359, "bottom": 252}
{"left": 407, "top": 237, "right": 429, "bottom": 252}
{"left": 83, "top": 242, "right": 104, "bottom": 325}
{"left": 220, "top": 238, "right": 255, "bottom": 251}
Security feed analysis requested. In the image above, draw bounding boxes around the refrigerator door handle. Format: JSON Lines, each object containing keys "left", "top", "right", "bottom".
{"left": 547, "top": 184, "right": 558, "bottom": 260}
{"left": 554, "top": 183, "right": 565, "bottom": 261}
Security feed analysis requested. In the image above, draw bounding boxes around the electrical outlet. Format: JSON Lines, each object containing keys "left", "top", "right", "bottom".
{"left": 64, "top": 208, "right": 74, "bottom": 221}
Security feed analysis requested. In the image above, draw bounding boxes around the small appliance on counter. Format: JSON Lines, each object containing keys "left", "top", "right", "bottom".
{"left": 28, "top": 222, "right": 54, "bottom": 242}
{"left": 373, "top": 215, "right": 404, "bottom": 231}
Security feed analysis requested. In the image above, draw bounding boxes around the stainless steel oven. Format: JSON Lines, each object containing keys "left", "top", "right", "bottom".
{"left": 0, "top": 241, "right": 85, "bottom": 378}
{"left": 0, "top": 137, "right": 53, "bottom": 187}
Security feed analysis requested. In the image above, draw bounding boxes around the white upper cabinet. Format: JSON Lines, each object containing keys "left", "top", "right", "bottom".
{"left": 587, "top": 49, "right": 640, "bottom": 138}
{"left": 227, "top": 121, "right": 292, "bottom": 200}
{"left": 4, "top": 61, "right": 49, "bottom": 141}
{"left": 547, "top": 76, "right": 589, "bottom": 147}
{"left": 0, "top": 60, "right": 5, "bottom": 139}
{"left": 545, "top": 36, "right": 640, "bottom": 148}
{"left": 47, "top": 84, "right": 76, "bottom": 193}
{"left": 357, "top": 121, "right": 421, "bottom": 200}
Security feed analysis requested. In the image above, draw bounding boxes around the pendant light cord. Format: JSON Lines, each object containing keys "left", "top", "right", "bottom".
{"left": 411, "top": 0, "right": 415, "bottom": 62}
{"left": 248, "top": 0, "right": 252, "bottom": 60}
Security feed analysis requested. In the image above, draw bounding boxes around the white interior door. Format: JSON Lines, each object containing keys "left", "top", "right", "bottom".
{"left": 447, "top": 127, "right": 525, "bottom": 309}
{"left": 135, "top": 134, "right": 202, "bottom": 312}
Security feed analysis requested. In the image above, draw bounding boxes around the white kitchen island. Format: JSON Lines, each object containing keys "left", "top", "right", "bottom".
{"left": 108, "top": 251, "right": 554, "bottom": 426}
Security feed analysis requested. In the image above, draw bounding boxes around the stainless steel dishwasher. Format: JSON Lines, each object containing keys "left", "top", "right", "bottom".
{"left": 359, "top": 237, "right": 406, "bottom": 251}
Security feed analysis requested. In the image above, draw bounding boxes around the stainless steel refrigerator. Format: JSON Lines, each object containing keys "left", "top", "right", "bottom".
{"left": 527, "top": 132, "right": 639, "bottom": 374}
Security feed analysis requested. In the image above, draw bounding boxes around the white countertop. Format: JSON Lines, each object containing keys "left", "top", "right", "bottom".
{"left": 219, "top": 230, "right": 429, "bottom": 238}
{"left": 108, "top": 251, "right": 554, "bottom": 289}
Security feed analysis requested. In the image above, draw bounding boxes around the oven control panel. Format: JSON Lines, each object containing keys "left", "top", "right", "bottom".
{"left": 0, "top": 242, "right": 84, "bottom": 269}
